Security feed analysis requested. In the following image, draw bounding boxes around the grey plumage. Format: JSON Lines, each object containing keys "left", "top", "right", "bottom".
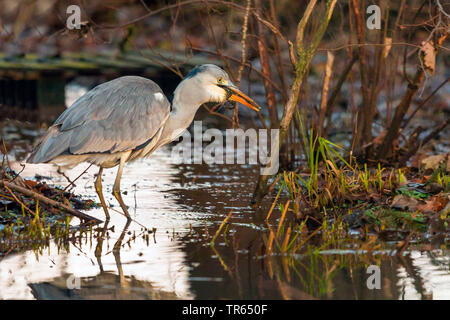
{"left": 28, "top": 76, "right": 170, "bottom": 164}
{"left": 26, "top": 64, "right": 259, "bottom": 220}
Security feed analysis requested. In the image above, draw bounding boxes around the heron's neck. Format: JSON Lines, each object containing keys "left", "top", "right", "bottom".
{"left": 160, "top": 78, "right": 208, "bottom": 143}
{"left": 172, "top": 77, "right": 209, "bottom": 114}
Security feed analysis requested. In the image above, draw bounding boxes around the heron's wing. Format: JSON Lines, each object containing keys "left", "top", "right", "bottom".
{"left": 28, "top": 76, "right": 170, "bottom": 163}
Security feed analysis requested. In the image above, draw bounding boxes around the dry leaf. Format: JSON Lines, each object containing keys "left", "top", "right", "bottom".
{"left": 418, "top": 194, "right": 449, "bottom": 214}
{"left": 383, "top": 37, "right": 392, "bottom": 58}
{"left": 391, "top": 194, "right": 419, "bottom": 212}
{"left": 24, "top": 180, "right": 37, "bottom": 188}
{"left": 419, "top": 35, "right": 446, "bottom": 75}
{"left": 420, "top": 40, "right": 436, "bottom": 74}
{"left": 421, "top": 154, "right": 449, "bottom": 171}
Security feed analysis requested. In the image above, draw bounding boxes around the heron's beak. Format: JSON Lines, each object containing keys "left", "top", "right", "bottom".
{"left": 220, "top": 84, "right": 261, "bottom": 111}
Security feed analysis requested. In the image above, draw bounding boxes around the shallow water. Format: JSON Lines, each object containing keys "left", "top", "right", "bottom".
{"left": 0, "top": 139, "right": 448, "bottom": 300}
{"left": 0, "top": 81, "right": 449, "bottom": 300}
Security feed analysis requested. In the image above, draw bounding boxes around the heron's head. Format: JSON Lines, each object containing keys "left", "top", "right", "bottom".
{"left": 183, "top": 64, "right": 260, "bottom": 111}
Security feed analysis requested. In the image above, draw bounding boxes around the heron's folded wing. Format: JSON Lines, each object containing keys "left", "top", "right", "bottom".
{"left": 29, "top": 76, "right": 170, "bottom": 163}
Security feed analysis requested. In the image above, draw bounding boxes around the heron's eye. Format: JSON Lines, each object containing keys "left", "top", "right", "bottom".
{"left": 217, "top": 77, "right": 224, "bottom": 84}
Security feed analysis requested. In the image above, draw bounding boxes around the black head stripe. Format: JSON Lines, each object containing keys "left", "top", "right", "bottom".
{"left": 185, "top": 65, "right": 208, "bottom": 79}
{"left": 217, "top": 84, "right": 232, "bottom": 99}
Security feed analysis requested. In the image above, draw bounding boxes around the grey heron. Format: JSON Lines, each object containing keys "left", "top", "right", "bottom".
{"left": 27, "top": 64, "right": 260, "bottom": 220}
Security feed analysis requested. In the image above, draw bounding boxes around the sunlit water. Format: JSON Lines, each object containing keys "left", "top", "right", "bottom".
{"left": 3, "top": 149, "right": 199, "bottom": 299}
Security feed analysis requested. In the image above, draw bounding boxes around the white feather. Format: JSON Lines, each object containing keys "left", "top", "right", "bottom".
{"left": 154, "top": 92, "right": 164, "bottom": 101}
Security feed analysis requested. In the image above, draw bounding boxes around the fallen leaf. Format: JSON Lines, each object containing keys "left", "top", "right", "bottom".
{"left": 24, "top": 180, "right": 37, "bottom": 188}
{"left": 391, "top": 194, "right": 419, "bottom": 211}
{"left": 421, "top": 154, "right": 449, "bottom": 171}
{"left": 418, "top": 193, "right": 449, "bottom": 214}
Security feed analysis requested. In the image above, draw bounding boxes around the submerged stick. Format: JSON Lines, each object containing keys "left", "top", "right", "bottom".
{"left": 0, "top": 180, "right": 102, "bottom": 224}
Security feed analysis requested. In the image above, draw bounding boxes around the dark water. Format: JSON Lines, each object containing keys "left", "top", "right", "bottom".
{"left": 0, "top": 83, "right": 449, "bottom": 300}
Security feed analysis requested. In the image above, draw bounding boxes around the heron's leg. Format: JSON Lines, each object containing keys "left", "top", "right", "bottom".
{"left": 113, "top": 219, "right": 131, "bottom": 288}
{"left": 112, "top": 155, "right": 131, "bottom": 220}
{"left": 94, "top": 220, "right": 109, "bottom": 273}
{"left": 94, "top": 167, "right": 110, "bottom": 220}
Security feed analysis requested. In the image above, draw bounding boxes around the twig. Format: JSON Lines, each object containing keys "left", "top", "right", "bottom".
{"left": 377, "top": 67, "right": 425, "bottom": 159}
{"left": 317, "top": 51, "right": 335, "bottom": 136}
{"left": 324, "top": 52, "right": 358, "bottom": 135}
{"left": 269, "top": 0, "right": 289, "bottom": 103}
{"left": 350, "top": 0, "right": 371, "bottom": 149}
{"left": 255, "top": 0, "right": 278, "bottom": 128}
{"left": 236, "top": 0, "right": 250, "bottom": 85}
{"left": 232, "top": 0, "right": 251, "bottom": 128}
{"left": 403, "top": 77, "right": 449, "bottom": 128}
{"left": 201, "top": 104, "right": 233, "bottom": 123}
{"left": 59, "top": 163, "right": 93, "bottom": 194}
{"left": 3, "top": 184, "right": 36, "bottom": 216}
{"left": 400, "top": 118, "right": 450, "bottom": 164}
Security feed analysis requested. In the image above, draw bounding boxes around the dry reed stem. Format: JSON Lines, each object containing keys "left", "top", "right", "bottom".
{"left": 210, "top": 211, "right": 233, "bottom": 244}
{"left": 276, "top": 200, "right": 290, "bottom": 237}
{"left": 265, "top": 188, "right": 281, "bottom": 221}
{"left": 266, "top": 229, "right": 275, "bottom": 256}
{"left": 281, "top": 226, "right": 291, "bottom": 253}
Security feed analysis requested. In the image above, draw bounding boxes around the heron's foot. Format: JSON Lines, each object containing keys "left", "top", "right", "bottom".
{"left": 99, "top": 202, "right": 111, "bottom": 221}
{"left": 94, "top": 184, "right": 110, "bottom": 220}
{"left": 94, "top": 167, "right": 110, "bottom": 220}
{"left": 113, "top": 189, "right": 131, "bottom": 221}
